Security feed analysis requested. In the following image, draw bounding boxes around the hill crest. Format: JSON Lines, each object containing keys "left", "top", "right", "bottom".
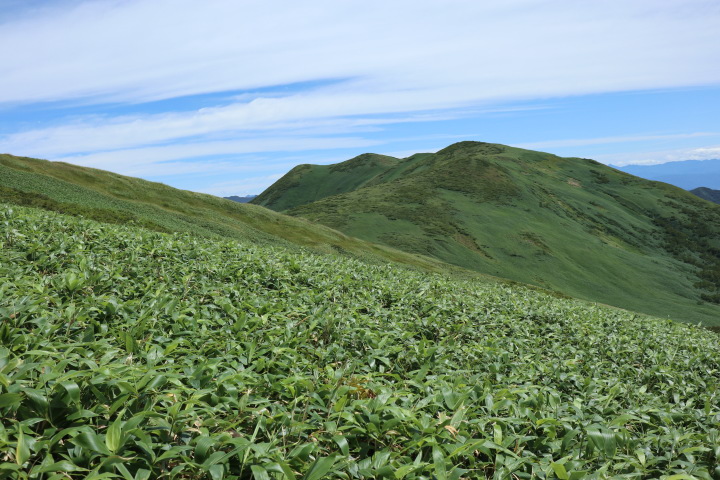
{"left": 256, "top": 141, "right": 720, "bottom": 325}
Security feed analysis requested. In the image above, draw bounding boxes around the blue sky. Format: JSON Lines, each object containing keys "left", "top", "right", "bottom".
{"left": 1, "top": 0, "right": 719, "bottom": 195}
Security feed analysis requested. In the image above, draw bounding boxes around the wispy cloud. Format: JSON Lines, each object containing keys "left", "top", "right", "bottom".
{"left": 597, "top": 146, "right": 720, "bottom": 166}
{"left": 55, "top": 136, "right": 381, "bottom": 176}
{"left": 1, "top": 0, "right": 719, "bottom": 193}
{"left": 517, "top": 132, "right": 720, "bottom": 150}
{"left": 2, "top": 0, "right": 720, "bottom": 107}
{"left": 0, "top": 97, "right": 479, "bottom": 158}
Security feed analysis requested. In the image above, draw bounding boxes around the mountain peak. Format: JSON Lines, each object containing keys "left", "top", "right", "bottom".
{"left": 329, "top": 153, "right": 400, "bottom": 172}
{"left": 255, "top": 141, "right": 720, "bottom": 325}
{"left": 438, "top": 141, "right": 506, "bottom": 156}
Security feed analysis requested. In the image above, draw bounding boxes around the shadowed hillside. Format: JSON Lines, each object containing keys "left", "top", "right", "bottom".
{"left": 691, "top": 186, "right": 720, "bottom": 204}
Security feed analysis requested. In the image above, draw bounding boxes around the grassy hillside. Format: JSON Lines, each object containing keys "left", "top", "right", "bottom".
{"left": 259, "top": 142, "right": 720, "bottom": 325}
{"left": 2, "top": 203, "right": 719, "bottom": 478}
{"left": 690, "top": 187, "right": 720, "bottom": 204}
{"left": 0, "top": 153, "right": 457, "bottom": 274}
{"left": 252, "top": 153, "right": 433, "bottom": 211}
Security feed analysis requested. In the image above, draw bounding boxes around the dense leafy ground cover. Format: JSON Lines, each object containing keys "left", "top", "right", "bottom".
{"left": 2, "top": 204, "right": 720, "bottom": 479}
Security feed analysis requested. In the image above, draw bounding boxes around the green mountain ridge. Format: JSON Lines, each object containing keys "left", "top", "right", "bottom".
{"left": 253, "top": 153, "right": 433, "bottom": 211}
{"left": 690, "top": 186, "right": 720, "bottom": 204}
{"left": 256, "top": 141, "right": 720, "bottom": 325}
{"left": 0, "top": 153, "right": 457, "bottom": 274}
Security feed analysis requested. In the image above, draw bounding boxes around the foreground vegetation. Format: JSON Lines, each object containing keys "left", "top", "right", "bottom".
{"left": 2, "top": 204, "right": 719, "bottom": 479}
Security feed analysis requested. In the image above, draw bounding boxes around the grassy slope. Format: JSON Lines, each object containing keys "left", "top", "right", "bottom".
{"left": 252, "top": 153, "right": 434, "bottom": 211}
{"left": 261, "top": 142, "right": 720, "bottom": 325}
{"left": 2, "top": 203, "right": 719, "bottom": 478}
{"left": 0, "top": 153, "right": 456, "bottom": 274}
{"left": 691, "top": 187, "right": 720, "bottom": 204}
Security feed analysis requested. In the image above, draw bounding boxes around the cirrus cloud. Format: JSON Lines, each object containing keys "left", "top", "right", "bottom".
{"left": 1, "top": 0, "right": 719, "bottom": 193}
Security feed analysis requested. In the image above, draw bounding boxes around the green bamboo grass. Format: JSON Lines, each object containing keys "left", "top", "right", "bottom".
{"left": 1, "top": 204, "right": 719, "bottom": 479}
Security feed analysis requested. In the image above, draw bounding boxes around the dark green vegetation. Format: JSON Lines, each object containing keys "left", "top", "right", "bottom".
{"left": 256, "top": 142, "right": 720, "bottom": 326}
{"left": 690, "top": 187, "right": 720, "bottom": 205}
{"left": 0, "top": 154, "right": 453, "bottom": 274}
{"left": 2, "top": 204, "right": 720, "bottom": 478}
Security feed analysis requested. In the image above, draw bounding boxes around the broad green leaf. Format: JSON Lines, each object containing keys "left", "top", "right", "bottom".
{"left": 16, "top": 429, "right": 31, "bottom": 466}
{"left": 251, "top": 465, "right": 271, "bottom": 480}
{"left": 105, "top": 416, "right": 123, "bottom": 453}
{"left": 395, "top": 464, "right": 419, "bottom": 479}
{"left": 59, "top": 381, "right": 81, "bottom": 404}
{"left": 551, "top": 462, "right": 569, "bottom": 480}
{"left": 302, "top": 455, "right": 339, "bottom": 480}
{"left": 195, "top": 435, "right": 215, "bottom": 462}
{"left": 432, "top": 447, "right": 448, "bottom": 480}
{"left": 586, "top": 427, "right": 617, "bottom": 458}
{"left": 34, "top": 461, "right": 88, "bottom": 473}
{"left": 265, "top": 461, "right": 297, "bottom": 480}
{"left": 73, "top": 431, "right": 111, "bottom": 455}
{"left": 0, "top": 392, "right": 22, "bottom": 408}
{"left": 134, "top": 469, "right": 151, "bottom": 480}
{"left": 208, "top": 464, "right": 224, "bottom": 480}
{"left": 333, "top": 435, "right": 349, "bottom": 456}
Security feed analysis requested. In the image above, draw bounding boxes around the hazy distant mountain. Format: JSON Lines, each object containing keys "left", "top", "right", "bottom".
{"left": 690, "top": 187, "right": 720, "bottom": 204}
{"left": 618, "top": 159, "right": 720, "bottom": 190}
{"left": 224, "top": 195, "right": 258, "bottom": 203}
{"left": 256, "top": 141, "right": 720, "bottom": 325}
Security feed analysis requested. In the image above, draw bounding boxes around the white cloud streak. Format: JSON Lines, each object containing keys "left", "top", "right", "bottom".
{"left": 517, "top": 132, "right": 720, "bottom": 150}
{"left": 2, "top": 0, "right": 719, "bottom": 107}
{"left": 0, "top": 98, "right": 478, "bottom": 158}
{"left": 1, "top": 0, "right": 720, "bottom": 186}
{"left": 596, "top": 146, "right": 720, "bottom": 166}
{"left": 55, "top": 136, "right": 381, "bottom": 175}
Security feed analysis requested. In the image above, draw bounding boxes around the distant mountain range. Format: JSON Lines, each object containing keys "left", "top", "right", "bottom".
{"left": 254, "top": 141, "right": 720, "bottom": 324}
{"left": 224, "top": 195, "right": 257, "bottom": 203}
{"left": 690, "top": 187, "right": 720, "bottom": 204}
{"left": 618, "top": 159, "right": 720, "bottom": 190}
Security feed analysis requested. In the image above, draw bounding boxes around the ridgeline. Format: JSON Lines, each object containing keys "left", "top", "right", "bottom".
{"left": 255, "top": 141, "right": 720, "bottom": 325}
